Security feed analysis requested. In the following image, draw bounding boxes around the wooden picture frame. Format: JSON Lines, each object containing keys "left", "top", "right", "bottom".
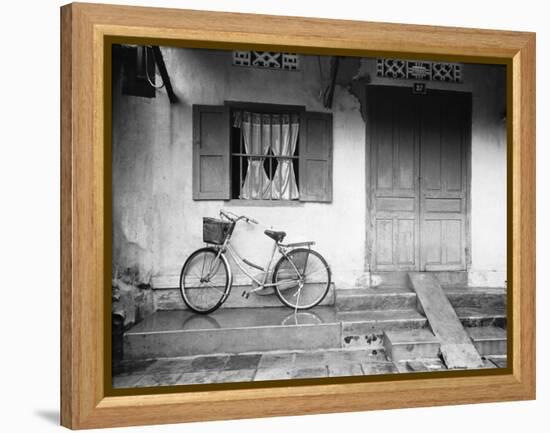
{"left": 60, "top": 2, "right": 535, "bottom": 429}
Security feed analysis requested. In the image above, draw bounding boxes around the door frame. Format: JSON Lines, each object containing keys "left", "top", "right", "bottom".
{"left": 364, "top": 84, "right": 472, "bottom": 273}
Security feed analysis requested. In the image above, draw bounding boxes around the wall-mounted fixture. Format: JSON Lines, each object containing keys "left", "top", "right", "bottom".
{"left": 114, "top": 44, "right": 177, "bottom": 103}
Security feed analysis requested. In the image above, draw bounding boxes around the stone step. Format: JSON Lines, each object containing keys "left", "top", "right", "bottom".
{"left": 335, "top": 288, "right": 416, "bottom": 312}
{"left": 467, "top": 326, "right": 507, "bottom": 356}
{"left": 383, "top": 326, "right": 507, "bottom": 362}
{"left": 339, "top": 309, "right": 428, "bottom": 350}
{"left": 123, "top": 304, "right": 507, "bottom": 360}
{"left": 124, "top": 307, "right": 342, "bottom": 360}
{"left": 364, "top": 271, "right": 468, "bottom": 289}
{"left": 383, "top": 329, "right": 440, "bottom": 361}
{"left": 335, "top": 287, "right": 505, "bottom": 314}
{"left": 124, "top": 306, "right": 430, "bottom": 359}
{"left": 456, "top": 307, "right": 507, "bottom": 328}
{"left": 445, "top": 287, "right": 506, "bottom": 310}
{"left": 338, "top": 309, "right": 428, "bottom": 332}
{"left": 367, "top": 272, "right": 411, "bottom": 289}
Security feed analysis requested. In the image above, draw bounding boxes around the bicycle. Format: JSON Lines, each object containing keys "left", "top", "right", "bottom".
{"left": 179, "top": 209, "right": 331, "bottom": 314}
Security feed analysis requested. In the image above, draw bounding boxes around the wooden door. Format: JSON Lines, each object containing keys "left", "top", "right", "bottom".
{"left": 419, "top": 91, "right": 470, "bottom": 270}
{"left": 367, "top": 86, "right": 470, "bottom": 272}
{"left": 368, "top": 87, "right": 419, "bottom": 271}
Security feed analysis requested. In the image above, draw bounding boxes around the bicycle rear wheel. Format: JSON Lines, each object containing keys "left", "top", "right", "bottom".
{"left": 179, "top": 247, "right": 231, "bottom": 314}
{"left": 272, "top": 248, "right": 331, "bottom": 310}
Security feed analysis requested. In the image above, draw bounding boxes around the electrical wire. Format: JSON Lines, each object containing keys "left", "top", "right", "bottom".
{"left": 144, "top": 46, "right": 165, "bottom": 89}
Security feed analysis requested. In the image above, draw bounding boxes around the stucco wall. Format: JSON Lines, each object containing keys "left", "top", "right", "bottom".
{"left": 113, "top": 48, "right": 367, "bottom": 289}
{"left": 469, "top": 64, "right": 507, "bottom": 286}
{"left": 112, "top": 47, "right": 506, "bottom": 292}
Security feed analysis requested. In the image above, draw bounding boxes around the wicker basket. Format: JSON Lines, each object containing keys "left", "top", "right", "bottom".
{"left": 203, "top": 217, "right": 231, "bottom": 244}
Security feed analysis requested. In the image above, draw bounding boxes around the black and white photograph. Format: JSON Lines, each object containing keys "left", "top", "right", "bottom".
{"left": 111, "top": 45, "right": 507, "bottom": 389}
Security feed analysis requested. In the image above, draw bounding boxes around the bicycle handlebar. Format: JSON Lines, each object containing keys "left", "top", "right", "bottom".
{"left": 220, "top": 209, "right": 258, "bottom": 225}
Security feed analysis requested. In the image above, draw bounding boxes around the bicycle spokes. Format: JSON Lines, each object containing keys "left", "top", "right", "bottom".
{"left": 273, "top": 248, "right": 331, "bottom": 310}
{"left": 180, "top": 249, "right": 230, "bottom": 313}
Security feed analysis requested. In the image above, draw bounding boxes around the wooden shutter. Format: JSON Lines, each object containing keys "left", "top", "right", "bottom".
{"left": 192, "top": 105, "right": 231, "bottom": 200}
{"left": 299, "top": 112, "right": 333, "bottom": 202}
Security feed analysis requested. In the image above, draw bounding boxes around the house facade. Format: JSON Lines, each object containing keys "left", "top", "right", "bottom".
{"left": 112, "top": 46, "right": 506, "bottom": 309}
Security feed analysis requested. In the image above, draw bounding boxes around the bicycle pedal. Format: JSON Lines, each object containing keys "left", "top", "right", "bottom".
{"left": 241, "top": 290, "right": 250, "bottom": 299}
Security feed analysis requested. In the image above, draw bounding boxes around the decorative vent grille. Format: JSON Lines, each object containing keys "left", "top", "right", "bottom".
{"left": 376, "top": 58, "right": 462, "bottom": 83}
{"left": 232, "top": 51, "right": 299, "bottom": 71}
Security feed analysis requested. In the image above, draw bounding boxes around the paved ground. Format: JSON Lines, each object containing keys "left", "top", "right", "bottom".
{"left": 113, "top": 349, "right": 507, "bottom": 388}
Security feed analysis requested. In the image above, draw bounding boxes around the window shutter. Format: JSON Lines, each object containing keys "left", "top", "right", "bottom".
{"left": 299, "top": 111, "right": 333, "bottom": 202}
{"left": 192, "top": 105, "right": 231, "bottom": 200}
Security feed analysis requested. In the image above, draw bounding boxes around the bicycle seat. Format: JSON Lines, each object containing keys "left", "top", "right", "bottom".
{"left": 264, "top": 229, "right": 286, "bottom": 243}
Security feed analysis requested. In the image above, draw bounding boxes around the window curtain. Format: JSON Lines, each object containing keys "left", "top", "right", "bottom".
{"left": 270, "top": 114, "right": 299, "bottom": 200}
{"left": 241, "top": 112, "right": 271, "bottom": 199}
{"left": 239, "top": 111, "right": 300, "bottom": 200}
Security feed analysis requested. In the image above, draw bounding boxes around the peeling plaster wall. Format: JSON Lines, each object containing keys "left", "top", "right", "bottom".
{"left": 112, "top": 49, "right": 366, "bottom": 290}
{"left": 112, "top": 48, "right": 506, "bottom": 294}
{"left": 468, "top": 64, "right": 507, "bottom": 286}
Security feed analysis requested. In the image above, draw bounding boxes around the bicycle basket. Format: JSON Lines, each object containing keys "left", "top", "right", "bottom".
{"left": 203, "top": 217, "right": 231, "bottom": 244}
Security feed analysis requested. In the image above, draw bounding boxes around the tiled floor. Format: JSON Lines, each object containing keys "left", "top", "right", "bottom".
{"left": 112, "top": 349, "right": 506, "bottom": 389}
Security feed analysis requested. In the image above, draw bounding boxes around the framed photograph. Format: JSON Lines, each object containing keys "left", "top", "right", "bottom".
{"left": 60, "top": 2, "right": 536, "bottom": 429}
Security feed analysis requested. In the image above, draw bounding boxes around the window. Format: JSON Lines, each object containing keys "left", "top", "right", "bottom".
{"left": 231, "top": 109, "right": 300, "bottom": 201}
{"left": 192, "top": 103, "right": 333, "bottom": 203}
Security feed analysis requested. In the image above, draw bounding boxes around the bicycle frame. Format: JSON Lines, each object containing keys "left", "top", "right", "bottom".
{"left": 225, "top": 242, "right": 277, "bottom": 288}
{"left": 229, "top": 240, "right": 304, "bottom": 292}
{"left": 206, "top": 230, "right": 306, "bottom": 296}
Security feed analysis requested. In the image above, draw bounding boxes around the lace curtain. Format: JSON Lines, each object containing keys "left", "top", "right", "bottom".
{"left": 241, "top": 113, "right": 271, "bottom": 199}
{"left": 270, "top": 114, "right": 299, "bottom": 200}
{"left": 239, "top": 111, "right": 299, "bottom": 200}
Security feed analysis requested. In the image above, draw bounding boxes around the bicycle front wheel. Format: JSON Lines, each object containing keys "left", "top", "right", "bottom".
{"left": 180, "top": 247, "right": 231, "bottom": 314}
{"left": 272, "top": 248, "right": 331, "bottom": 310}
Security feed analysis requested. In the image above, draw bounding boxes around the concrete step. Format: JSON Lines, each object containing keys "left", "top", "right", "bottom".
{"left": 338, "top": 309, "right": 428, "bottom": 332}
{"left": 339, "top": 309, "right": 428, "bottom": 350}
{"left": 123, "top": 304, "right": 507, "bottom": 360}
{"left": 364, "top": 271, "right": 468, "bottom": 289}
{"left": 383, "top": 326, "right": 507, "bottom": 362}
{"left": 335, "top": 288, "right": 416, "bottom": 312}
{"left": 124, "top": 307, "right": 342, "bottom": 360}
{"left": 335, "top": 287, "right": 505, "bottom": 313}
{"left": 445, "top": 287, "right": 506, "bottom": 310}
{"left": 367, "top": 272, "right": 411, "bottom": 289}
{"left": 467, "top": 326, "right": 507, "bottom": 356}
{"left": 383, "top": 329, "right": 440, "bottom": 361}
{"left": 456, "top": 306, "right": 507, "bottom": 328}
{"left": 124, "top": 306, "right": 430, "bottom": 359}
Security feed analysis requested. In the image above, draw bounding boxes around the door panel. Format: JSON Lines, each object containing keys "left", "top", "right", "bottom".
{"left": 419, "top": 92, "right": 468, "bottom": 271}
{"left": 369, "top": 87, "right": 419, "bottom": 271}
{"left": 397, "top": 219, "right": 415, "bottom": 265}
{"left": 423, "top": 220, "right": 442, "bottom": 264}
{"left": 368, "top": 86, "right": 470, "bottom": 272}
{"left": 375, "top": 219, "right": 394, "bottom": 265}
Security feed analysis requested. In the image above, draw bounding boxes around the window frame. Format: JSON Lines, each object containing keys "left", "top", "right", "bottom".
{"left": 225, "top": 101, "right": 306, "bottom": 204}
